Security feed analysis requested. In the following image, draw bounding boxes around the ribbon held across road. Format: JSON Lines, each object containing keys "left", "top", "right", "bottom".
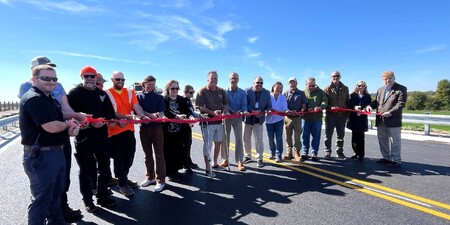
{"left": 80, "top": 108, "right": 378, "bottom": 127}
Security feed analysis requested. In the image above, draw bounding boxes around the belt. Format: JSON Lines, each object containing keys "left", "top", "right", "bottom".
{"left": 23, "top": 145, "right": 63, "bottom": 151}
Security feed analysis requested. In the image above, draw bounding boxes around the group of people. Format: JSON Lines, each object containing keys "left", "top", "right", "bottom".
{"left": 18, "top": 56, "right": 407, "bottom": 225}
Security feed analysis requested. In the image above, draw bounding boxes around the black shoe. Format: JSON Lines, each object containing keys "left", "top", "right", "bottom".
{"left": 350, "top": 155, "right": 358, "bottom": 159}
{"left": 389, "top": 161, "right": 401, "bottom": 167}
{"left": 108, "top": 177, "right": 119, "bottom": 186}
{"left": 376, "top": 158, "right": 391, "bottom": 164}
{"left": 311, "top": 155, "right": 319, "bottom": 162}
{"left": 357, "top": 156, "right": 364, "bottom": 161}
{"left": 85, "top": 202, "right": 97, "bottom": 213}
{"left": 190, "top": 162, "right": 199, "bottom": 169}
{"left": 127, "top": 180, "right": 139, "bottom": 188}
{"left": 97, "top": 197, "right": 117, "bottom": 208}
{"left": 185, "top": 168, "right": 193, "bottom": 174}
{"left": 63, "top": 207, "right": 82, "bottom": 222}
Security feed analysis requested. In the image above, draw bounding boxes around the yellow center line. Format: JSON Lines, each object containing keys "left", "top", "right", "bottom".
{"left": 192, "top": 132, "right": 450, "bottom": 220}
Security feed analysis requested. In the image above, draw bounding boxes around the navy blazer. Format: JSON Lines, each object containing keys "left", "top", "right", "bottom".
{"left": 370, "top": 82, "right": 407, "bottom": 127}
{"left": 244, "top": 87, "right": 272, "bottom": 125}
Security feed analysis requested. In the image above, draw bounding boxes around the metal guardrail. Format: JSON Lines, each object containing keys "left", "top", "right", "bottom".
{"left": 1, "top": 113, "right": 449, "bottom": 136}
{"left": 368, "top": 113, "right": 450, "bottom": 135}
{"left": 0, "top": 115, "right": 19, "bottom": 129}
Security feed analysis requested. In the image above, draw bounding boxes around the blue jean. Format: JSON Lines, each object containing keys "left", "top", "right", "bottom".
{"left": 266, "top": 119, "right": 284, "bottom": 158}
{"left": 23, "top": 149, "right": 66, "bottom": 225}
{"left": 302, "top": 120, "right": 322, "bottom": 155}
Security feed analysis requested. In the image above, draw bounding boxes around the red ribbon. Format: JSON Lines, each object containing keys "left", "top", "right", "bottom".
{"left": 81, "top": 108, "right": 379, "bottom": 126}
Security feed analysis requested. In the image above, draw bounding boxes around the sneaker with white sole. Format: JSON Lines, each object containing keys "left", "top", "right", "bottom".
{"left": 141, "top": 179, "right": 156, "bottom": 187}
{"left": 154, "top": 183, "right": 165, "bottom": 192}
{"left": 256, "top": 159, "right": 264, "bottom": 168}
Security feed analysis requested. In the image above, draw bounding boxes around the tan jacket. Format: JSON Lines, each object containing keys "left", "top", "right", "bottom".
{"left": 323, "top": 81, "right": 349, "bottom": 117}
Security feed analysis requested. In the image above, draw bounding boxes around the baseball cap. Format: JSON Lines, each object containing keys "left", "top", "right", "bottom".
{"left": 288, "top": 77, "right": 297, "bottom": 82}
{"left": 30, "top": 56, "right": 56, "bottom": 68}
{"left": 96, "top": 73, "right": 107, "bottom": 83}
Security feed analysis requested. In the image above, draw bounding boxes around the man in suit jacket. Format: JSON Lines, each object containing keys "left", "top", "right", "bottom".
{"left": 367, "top": 71, "right": 407, "bottom": 167}
{"left": 243, "top": 76, "right": 272, "bottom": 168}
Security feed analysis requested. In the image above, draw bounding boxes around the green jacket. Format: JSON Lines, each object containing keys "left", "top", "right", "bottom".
{"left": 303, "top": 87, "right": 328, "bottom": 122}
{"left": 323, "top": 81, "right": 349, "bottom": 117}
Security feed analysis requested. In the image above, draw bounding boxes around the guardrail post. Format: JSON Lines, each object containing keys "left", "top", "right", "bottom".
{"left": 424, "top": 124, "right": 430, "bottom": 136}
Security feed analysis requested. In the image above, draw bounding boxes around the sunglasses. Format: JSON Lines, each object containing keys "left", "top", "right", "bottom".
{"left": 357, "top": 85, "right": 365, "bottom": 87}
{"left": 188, "top": 91, "right": 195, "bottom": 94}
{"left": 83, "top": 74, "right": 96, "bottom": 79}
{"left": 114, "top": 78, "right": 126, "bottom": 82}
{"left": 170, "top": 87, "right": 180, "bottom": 90}
{"left": 256, "top": 82, "right": 263, "bottom": 85}
{"left": 38, "top": 76, "right": 58, "bottom": 82}
{"left": 332, "top": 75, "right": 341, "bottom": 78}
{"left": 307, "top": 85, "right": 316, "bottom": 88}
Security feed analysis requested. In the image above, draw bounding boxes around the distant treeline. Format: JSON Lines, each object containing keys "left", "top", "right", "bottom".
{"left": 399, "top": 79, "right": 449, "bottom": 111}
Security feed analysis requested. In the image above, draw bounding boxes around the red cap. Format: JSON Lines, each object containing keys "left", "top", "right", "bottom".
{"left": 80, "top": 65, "right": 97, "bottom": 76}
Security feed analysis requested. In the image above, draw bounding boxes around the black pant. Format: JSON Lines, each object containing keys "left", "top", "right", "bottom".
{"left": 60, "top": 136, "right": 72, "bottom": 209}
{"left": 109, "top": 131, "right": 136, "bottom": 187}
{"left": 164, "top": 131, "right": 184, "bottom": 176}
{"left": 74, "top": 137, "right": 111, "bottom": 204}
{"left": 181, "top": 127, "right": 193, "bottom": 169}
{"left": 351, "top": 131, "right": 365, "bottom": 157}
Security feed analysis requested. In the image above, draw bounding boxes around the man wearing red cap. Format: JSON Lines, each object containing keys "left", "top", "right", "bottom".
{"left": 67, "top": 66, "right": 118, "bottom": 212}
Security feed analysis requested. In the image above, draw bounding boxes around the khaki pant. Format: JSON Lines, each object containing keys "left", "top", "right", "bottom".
{"left": 284, "top": 116, "right": 303, "bottom": 156}
{"left": 243, "top": 123, "right": 264, "bottom": 161}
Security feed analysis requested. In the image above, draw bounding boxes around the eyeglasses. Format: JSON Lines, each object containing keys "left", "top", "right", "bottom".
{"left": 114, "top": 78, "right": 126, "bottom": 82}
{"left": 332, "top": 75, "right": 341, "bottom": 78}
{"left": 307, "top": 85, "right": 316, "bottom": 88}
{"left": 256, "top": 82, "right": 263, "bottom": 85}
{"left": 188, "top": 91, "right": 195, "bottom": 94}
{"left": 83, "top": 74, "right": 96, "bottom": 79}
{"left": 357, "top": 85, "right": 365, "bottom": 87}
{"left": 170, "top": 87, "right": 180, "bottom": 90}
{"left": 38, "top": 76, "right": 58, "bottom": 82}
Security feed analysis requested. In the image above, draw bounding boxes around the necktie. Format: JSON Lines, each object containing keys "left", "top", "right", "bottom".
{"left": 384, "top": 87, "right": 391, "bottom": 102}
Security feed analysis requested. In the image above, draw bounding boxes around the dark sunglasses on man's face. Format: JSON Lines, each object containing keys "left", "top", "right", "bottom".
{"left": 83, "top": 74, "right": 96, "bottom": 79}
{"left": 170, "top": 87, "right": 180, "bottom": 90}
{"left": 38, "top": 76, "right": 58, "bottom": 82}
{"left": 256, "top": 82, "right": 263, "bottom": 85}
{"left": 189, "top": 91, "right": 195, "bottom": 94}
{"left": 114, "top": 78, "right": 126, "bottom": 82}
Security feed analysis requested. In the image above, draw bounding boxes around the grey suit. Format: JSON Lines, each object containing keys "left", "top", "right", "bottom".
{"left": 370, "top": 82, "right": 407, "bottom": 163}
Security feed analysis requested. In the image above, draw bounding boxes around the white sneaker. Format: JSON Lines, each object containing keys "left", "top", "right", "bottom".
{"left": 141, "top": 179, "right": 156, "bottom": 187}
{"left": 154, "top": 183, "right": 165, "bottom": 192}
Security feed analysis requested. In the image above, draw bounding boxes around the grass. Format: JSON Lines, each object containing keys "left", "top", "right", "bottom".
{"left": 403, "top": 110, "right": 450, "bottom": 133}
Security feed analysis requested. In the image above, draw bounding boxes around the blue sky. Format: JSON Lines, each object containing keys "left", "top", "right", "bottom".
{"left": 1, "top": 0, "right": 449, "bottom": 102}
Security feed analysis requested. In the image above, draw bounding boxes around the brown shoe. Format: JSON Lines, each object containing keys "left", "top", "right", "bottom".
{"left": 237, "top": 163, "right": 246, "bottom": 171}
{"left": 283, "top": 155, "right": 293, "bottom": 160}
{"left": 219, "top": 160, "right": 229, "bottom": 168}
{"left": 294, "top": 151, "right": 301, "bottom": 161}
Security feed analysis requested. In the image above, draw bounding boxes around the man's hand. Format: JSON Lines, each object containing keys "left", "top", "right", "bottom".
{"left": 382, "top": 112, "right": 392, "bottom": 118}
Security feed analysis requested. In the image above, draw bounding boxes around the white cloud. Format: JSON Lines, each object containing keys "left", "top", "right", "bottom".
{"left": 414, "top": 44, "right": 446, "bottom": 54}
{"left": 47, "top": 50, "right": 154, "bottom": 65}
{"left": 248, "top": 36, "right": 259, "bottom": 44}
{"left": 25, "top": 0, "right": 105, "bottom": 13}
{"left": 0, "top": 0, "right": 12, "bottom": 6}
{"left": 243, "top": 46, "right": 260, "bottom": 58}
{"left": 127, "top": 12, "right": 237, "bottom": 51}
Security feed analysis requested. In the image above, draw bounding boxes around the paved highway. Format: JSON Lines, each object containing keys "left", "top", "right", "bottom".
{"left": 0, "top": 126, "right": 449, "bottom": 225}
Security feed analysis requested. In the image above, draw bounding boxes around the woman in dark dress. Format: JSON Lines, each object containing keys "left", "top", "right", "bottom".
{"left": 162, "top": 80, "right": 195, "bottom": 180}
{"left": 347, "top": 80, "right": 372, "bottom": 161}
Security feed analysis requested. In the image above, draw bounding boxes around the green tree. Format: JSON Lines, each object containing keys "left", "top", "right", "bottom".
{"left": 425, "top": 96, "right": 442, "bottom": 110}
{"left": 435, "top": 79, "right": 450, "bottom": 110}
{"left": 406, "top": 91, "right": 428, "bottom": 110}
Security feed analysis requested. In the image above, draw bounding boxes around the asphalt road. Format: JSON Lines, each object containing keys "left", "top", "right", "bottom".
{"left": 0, "top": 125, "right": 449, "bottom": 225}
